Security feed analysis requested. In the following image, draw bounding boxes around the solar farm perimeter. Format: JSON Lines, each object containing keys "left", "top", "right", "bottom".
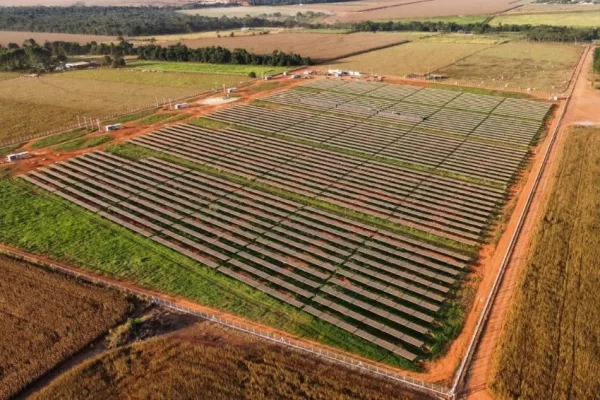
{"left": 21, "top": 80, "right": 552, "bottom": 365}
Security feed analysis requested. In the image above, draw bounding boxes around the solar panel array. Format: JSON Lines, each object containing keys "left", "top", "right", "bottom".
{"left": 23, "top": 151, "right": 473, "bottom": 362}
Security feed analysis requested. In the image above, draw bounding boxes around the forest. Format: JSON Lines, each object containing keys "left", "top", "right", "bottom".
{"left": 594, "top": 47, "right": 600, "bottom": 74}
{"left": 348, "top": 20, "right": 600, "bottom": 42}
{"left": 0, "top": 39, "right": 309, "bottom": 71}
{"left": 0, "top": 6, "right": 289, "bottom": 36}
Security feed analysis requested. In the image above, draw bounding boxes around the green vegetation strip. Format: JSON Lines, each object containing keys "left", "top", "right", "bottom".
{"left": 0, "top": 174, "right": 415, "bottom": 370}
{"left": 54, "top": 134, "right": 114, "bottom": 152}
{"left": 30, "top": 128, "right": 88, "bottom": 150}
{"left": 107, "top": 142, "right": 478, "bottom": 255}
{"left": 106, "top": 110, "right": 156, "bottom": 125}
{"left": 129, "top": 61, "right": 288, "bottom": 76}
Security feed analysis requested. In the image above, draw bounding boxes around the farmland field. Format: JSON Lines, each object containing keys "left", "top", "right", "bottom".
{"left": 490, "top": 11, "right": 600, "bottom": 27}
{"left": 179, "top": 5, "right": 330, "bottom": 18}
{"left": 332, "top": 41, "right": 491, "bottom": 77}
{"left": 0, "top": 255, "right": 133, "bottom": 399}
{"left": 0, "top": 69, "right": 247, "bottom": 144}
{"left": 19, "top": 81, "right": 552, "bottom": 365}
{"left": 0, "top": 30, "right": 116, "bottom": 47}
{"left": 491, "top": 127, "right": 600, "bottom": 400}
{"left": 157, "top": 32, "right": 430, "bottom": 62}
{"left": 129, "top": 61, "right": 289, "bottom": 76}
{"left": 437, "top": 42, "right": 585, "bottom": 92}
{"left": 35, "top": 323, "right": 425, "bottom": 400}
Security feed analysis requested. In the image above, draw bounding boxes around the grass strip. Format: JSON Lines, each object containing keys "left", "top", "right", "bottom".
{"left": 106, "top": 110, "right": 156, "bottom": 125}
{"left": 30, "top": 128, "right": 88, "bottom": 150}
{"left": 188, "top": 117, "right": 232, "bottom": 130}
{"left": 55, "top": 134, "right": 114, "bottom": 152}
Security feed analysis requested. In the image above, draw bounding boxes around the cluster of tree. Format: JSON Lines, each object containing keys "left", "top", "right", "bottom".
{"left": 247, "top": 0, "right": 355, "bottom": 5}
{"left": 0, "top": 39, "right": 135, "bottom": 71}
{"left": 0, "top": 6, "right": 289, "bottom": 36}
{"left": 136, "top": 44, "right": 311, "bottom": 66}
{"left": 594, "top": 48, "right": 600, "bottom": 74}
{"left": 347, "top": 20, "right": 600, "bottom": 42}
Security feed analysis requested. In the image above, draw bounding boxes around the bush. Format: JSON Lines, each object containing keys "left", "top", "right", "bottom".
{"left": 248, "top": 71, "right": 257, "bottom": 78}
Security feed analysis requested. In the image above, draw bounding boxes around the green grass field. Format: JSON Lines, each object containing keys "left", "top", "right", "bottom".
{"left": 491, "top": 11, "right": 600, "bottom": 27}
{"left": 54, "top": 134, "right": 114, "bottom": 152}
{"left": 129, "top": 61, "right": 289, "bottom": 76}
{"left": 0, "top": 171, "right": 415, "bottom": 370}
{"left": 381, "top": 15, "right": 491, "bottom": 24}
{"left": 0, "top": 69, "right": 249, "bottom": 144}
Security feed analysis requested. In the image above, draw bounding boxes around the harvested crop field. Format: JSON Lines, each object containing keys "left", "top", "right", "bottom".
{"left": 0, "top": 255, "right": 132, "bottom": 399}
{"left": 20, "top": 81, "right": 552, "bottom": 365}
{"left": 491, "top": 127, "right": 600, "bottom": 400}
{"left": 332, "top": 41, "right": 491, "bottom": 77}
{"left": 0, "top": 69, "right": 246, "bottom": 144}
{"left": 438, "top": 42, "right": 585, "bottom": 92}
{"left": 490, "top": 11, "right": 600, "bottom": 27}
{"left": 34, "top": 323, "right": 426, "bottom": 400}
{"left": 0, "top": 31, "right": 116, "bottom": 47}
{"left": 158, "top": 32, "right": 429, "bottom": 62}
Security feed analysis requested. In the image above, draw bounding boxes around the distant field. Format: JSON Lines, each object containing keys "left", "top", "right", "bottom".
{"left": 380, "top": 14, "right": 491, "bottom": 23}
{"left": 0, "top": 255, "right": 132, "bottom": 399}
{"left": 418, "top": 34, "right": 506, "bottom": 44}
{"left": 35, "top": 323, "right": 424, "bottom": 400}
{"left": 333, "top": 41, "right": 490, "bottom": 76}
{"left": 491, "top": 11, "right": 600, "bottom": 27}
{"left": 438, "top": 42, "right": 584, "bottom": 92}
{"left": 0, "top": 69, "right": 246, "bottom": 143}
{"left": 178, "top": 5, "right": 329, "bottom": 18}
{"left": 505, "top": 3, "right": 600, "bottom": 14}
{"left": 129, "top": 61, "right": 289, "bottom": 76}
{"left": 0, "top": 30, "right": 116, "bottom": 47}
{"left": 491, "top": 127, "right": 600, "bottom": 400}
{"left": 128, "top": 28, "right": 278, "bottom": 45}
{"left": 154, "top": 32, "right": 429, "bottom": 62}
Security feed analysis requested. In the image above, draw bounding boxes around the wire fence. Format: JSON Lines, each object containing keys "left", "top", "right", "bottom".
{"left": 0, "top": 246, "right": 450, "bottom": 399}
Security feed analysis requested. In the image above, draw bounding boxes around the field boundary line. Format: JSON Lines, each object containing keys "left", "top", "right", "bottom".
{"left": 0, "top": 245, "right": 450, "bottom": 400}
{"left": 449, "top": 43, "right": 590, "bottom": 399}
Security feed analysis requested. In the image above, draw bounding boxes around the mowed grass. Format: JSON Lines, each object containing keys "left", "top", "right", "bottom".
{"left": 34, "top": 323, "right": 424, "bottom": 400}
{"left": 332, "top": 41, "right": 490, "bottom": 76}
{"left": 491, "top": 127, "right": 600, "bottom": 400}
{"left": 0, "top": 174, "right": 413, "bottom": 370}
{"left": 0, "top": 255, "right": 133, "bottom": 399}
{"left": 491, "top": 11, "right": 600, "bottom": 27}
{"left": 129, "top": 61, "right": 289, "bottom": 76}
{"left": 30, "top": 128, "right": 88, "bottom": 150}
{"left": 438, "top": 42, "right": 584, "bottom": 92}
{"left": 54, "top": 134, "right": 114, "bottom": 152}
{"left": 0, "top": 69, "right": 248, "bottom": 143}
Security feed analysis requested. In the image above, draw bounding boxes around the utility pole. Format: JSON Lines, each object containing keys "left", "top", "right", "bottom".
{"left": 77, "top": 115, "right": 81, "bottom": 128}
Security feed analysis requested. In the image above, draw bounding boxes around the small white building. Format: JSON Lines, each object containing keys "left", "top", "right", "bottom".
{"left": 104, "top": 123, "right": 122, "bottom": 132}
{"left": 6, "top": 152, "right": 31, "bottom": 162}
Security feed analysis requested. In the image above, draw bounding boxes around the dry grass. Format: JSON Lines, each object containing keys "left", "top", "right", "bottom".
{"left": 0, "top": 255, "right": 133, "bottom": 399}
{"left": 34, "top": 323, "right": 427, "bottom": 400}
{"left": 332, "top": 41, "right": 490, "bottom": 76}
{"left": 0, "top": 31, "right": 117, "bottom": 47}
{"left": 491, "top": 11, "right": 600, "bottom": 28}
{"left": 162, "top": 32, "right": 429, "bottom": 62}
{"left": 0, "top": 69, "right": 246, "bottom": 143}
{"left": 490, "top": 127, "right": 600, "bottom": 400}
{"left": 438, "top": 42, "right": 584, "bottom": 92}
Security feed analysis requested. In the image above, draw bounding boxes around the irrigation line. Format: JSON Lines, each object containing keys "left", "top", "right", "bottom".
{"left": 448, "top": 44, "right": 590, "bottom": 399}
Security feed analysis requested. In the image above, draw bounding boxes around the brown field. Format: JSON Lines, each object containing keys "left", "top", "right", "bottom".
{"left": 331, "top": 40, "right": 490, "bottom": 76}
{"left": 0, "top": 255, "right": 133, "bottom": 399}
{"left": 0, "top": 31, "right": 117, "bottom": 47}
{"left": 0, "top": 69, "right": 246, "bottom": 143}
{"left": 150, "top": 31, "right": 429, "bottom": 62}
{"left": 34, "top": 322, "right": 428, "bottom": 400}
{"left": 438, "top": 42, "right": 584, "bottom": 92}
{"left": 490, "top": 126, "right": 600, "bottom": 400}
{"left": 505, "top": 3, "right": 600, "bottom": 14}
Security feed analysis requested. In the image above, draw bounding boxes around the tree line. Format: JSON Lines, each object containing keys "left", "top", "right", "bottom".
{"left": 594, "top": 48, "right": 600, "bottom": 74}
{"left": 0, "top": 39, "right": 309, "bottom": 72}
{"left": 0, "top": 6, "right": 290, "bottom": 36}
{"left": 136, "top": 44, "right": 310, "bottom": 66}
{"left": 346, "top": 20, "right": 600, "bottom": 42}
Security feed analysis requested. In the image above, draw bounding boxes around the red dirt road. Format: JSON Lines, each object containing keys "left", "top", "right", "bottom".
{"left": 463, "top": 45, "right": 598, "bottom": 400}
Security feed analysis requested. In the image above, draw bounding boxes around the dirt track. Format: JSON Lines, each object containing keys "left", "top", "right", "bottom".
{"left": 463, "top": 45, "right": 598, "bottom": 399}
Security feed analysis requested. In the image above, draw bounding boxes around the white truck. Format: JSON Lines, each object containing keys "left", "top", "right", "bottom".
{"left": 6, "top": 152, "right": 31, "bottom": 162}
{"left": 104, "top": 123, "right": 122, "bottom": 132}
